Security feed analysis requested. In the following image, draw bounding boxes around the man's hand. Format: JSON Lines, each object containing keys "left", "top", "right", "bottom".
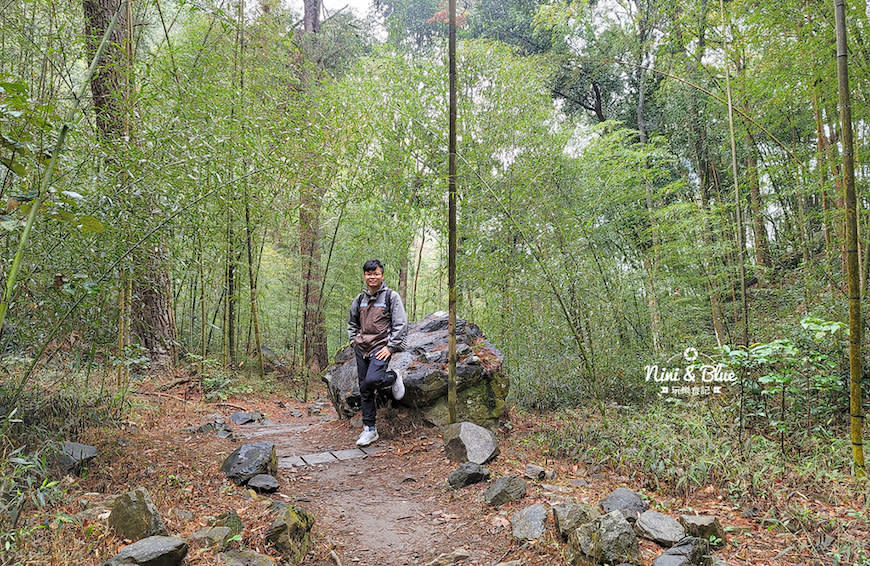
{"left": 374, "top": 346, "right": 391, "bottom": 360}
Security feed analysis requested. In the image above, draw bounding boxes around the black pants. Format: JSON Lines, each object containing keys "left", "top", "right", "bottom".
{"left": 355, "top": 349, "right": 395, "bottom": 427}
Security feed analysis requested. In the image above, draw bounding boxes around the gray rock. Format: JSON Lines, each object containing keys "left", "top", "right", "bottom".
{"left": 219, "top": 548, "right": 276, "bottom": 566}
{"left": 220, "top": 442, "right": 277, "bottom": 486}
{"left": 108, "top": 488, "right": 167, "bottom": 541}
{"left": 248, "top": 474, "right": 279, "bottom": 493}
{"left": 483, "top": 476, "right": 526, "bottom": 506}
{"left": 214, "top": 509, "right": 244, "bottom": 534}
{"left": 524, "top": 463, "right": 546, "bottom": 480}
{"left": 567, "top": 510, "right": 641, "bottom": 566}
{"left": 322, "top": 312, "right": 507, "bottom": 427}
{"left": 103, "top": 535, "right": 187, "bottom": 566}
{"left": 58, "top": 441, "right": 98, "bottom": 472}
{"left": 447, "top": 462, "right": 490, "bottom": 489}
{"left": 424, "top": 350, "right": 448, "bottom": 364}
{"left": 426, "top": 548, "right": 471, "bottom": 566}
{"left": 553, "top": 503, "right": 600, "bottom": 541}
{"left": 636, "top": 510, "right": 687, "bottom": 546}
{"left": 651, "top": 536, "right": 713, "bottom": 566}
{"left": 679, "top": 515, "right": 727, "bottom": 547}
{"left": 190, "top": 526, "right": 233, "bottom": 550}
{"left": 230, "top": 411, "right": 264, "bottom": 425}
{"left": 443, "top": 421, "right": 499, "bottom": 464}
{"left": 600, "top": 487, "right": 649, "bottom": 522}
{"left": 265, "top": 505, "right": 314, "bottom": 564}
{"left": 510, "top": 503, "right": 548, "bottom": 541}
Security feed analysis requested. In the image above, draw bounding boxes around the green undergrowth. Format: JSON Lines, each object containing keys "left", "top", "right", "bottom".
{"left": 527, "top": 402, "right": 861, "bottom": 503}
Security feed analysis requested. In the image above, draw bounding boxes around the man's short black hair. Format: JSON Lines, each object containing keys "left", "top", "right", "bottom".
{"left": 363, "top": 259, "right": 384, "bottom": 273}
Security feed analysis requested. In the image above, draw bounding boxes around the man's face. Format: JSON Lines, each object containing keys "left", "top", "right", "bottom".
{"left": 364, "top": 268, "right": 384, "bottom": 290}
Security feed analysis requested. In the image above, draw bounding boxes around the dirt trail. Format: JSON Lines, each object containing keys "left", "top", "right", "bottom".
{"left": 236, "top": 402, "right": 514, "bottom": 566}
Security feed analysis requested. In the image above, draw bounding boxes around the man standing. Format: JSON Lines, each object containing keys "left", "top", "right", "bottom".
{"left": 348, "top": 259, "right": 408, "bottom": 446}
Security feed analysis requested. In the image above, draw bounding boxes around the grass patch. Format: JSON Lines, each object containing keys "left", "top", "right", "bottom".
{"left": 527, "top": 401, "right": 861, "bottom": 502}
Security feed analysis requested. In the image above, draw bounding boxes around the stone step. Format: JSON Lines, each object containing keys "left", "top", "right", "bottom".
{"left": 278, "top": 446, "right": 381, "bottom": 468}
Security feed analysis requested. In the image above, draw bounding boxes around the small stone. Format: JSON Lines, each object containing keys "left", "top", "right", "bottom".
{"left": 426, "top": 548, "right": 471, "bottom": 566}
{"left": 484, "top": 476, "right": 526, "bottom": 506}
{"left": 600, "top": 487, "right": 649, "bottom": 522}
{"left": 214, "top": 509, "right": 244, "bottom": 535}
{"left": 220, "top": 442, "right": 277, "bottom": 486}
{"left": 248, "top": 474, "right": 280, "bottom": 493}
{"left": 553, "top": 502, "right": 600, "bottom": 541}
{"left": 510, "top": 503, "right": 547, "bottom": 541}
{"left": 567, "top": 510, "right": 641, "bottom": 566}
{"left": 679, "top": 515, "right": 727, "bottom": 547}
{"left": 265, "top": 505, "right": 315, "bottom": 563}
{"left": 448, "top": 462, "right": 490, "bottom": 489}
{"left": 173, "top": 509, "right": 193, "bottom": 521}
{"left": 524, "top": 464, "right": 546, "bottom": 480}
{"left": 219, "top": 548, "right": 277, "bottom": 566}
{"left": 443, "top": 422, "right": 499, "bottom": 465}
{"left": 104, "top": 535, "right": 187, "bottom": 566}
{"left": 636, "top": 510, "right": 686, "bottom": 546}
{"left": 108, "top": 487, "right": 167, "bottom": 541}
{"left": 650, "top": 536, "right": 712, "bottom": 566}
{"left": 191, "top": 526, "right": 233, "bottom": 550}
{"left": 58, "top": 441, "right": 98, "bottom": 472}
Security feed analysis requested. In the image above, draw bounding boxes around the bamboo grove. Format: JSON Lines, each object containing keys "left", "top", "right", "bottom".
{"left": 0, "top": 0, "right": 867, "bottom": 473}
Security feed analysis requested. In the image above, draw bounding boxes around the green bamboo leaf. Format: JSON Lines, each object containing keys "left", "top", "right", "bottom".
{"left": 0, "top": 156, "right": 26, "bottom": 176}
{"left": 0, "top": 133, "right": 31, "bottom": 154}
{"left": 0, "top": 219, "right": 20, "bottom": 232}
{"left": 77, "top": 215, "right": 104, "bottom": 233}
{"left": 52, "top": 210, "right": 76, "bottom": 223}
{"left": 11, "top": 190, "right": 38, "bottom": 202}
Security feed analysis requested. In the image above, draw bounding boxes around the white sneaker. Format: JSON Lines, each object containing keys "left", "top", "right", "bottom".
{"left": 356, "top": 426, "right": 379, "bottom": 447}
{"left": 391, "top": 369, "right": 405, "bottom": 400}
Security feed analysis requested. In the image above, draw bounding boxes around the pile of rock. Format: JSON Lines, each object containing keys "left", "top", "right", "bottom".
{"left": 100, "top": 482, "right": 313, "bottom": 566}
{"left": 441, "top": 421, "right": 727, "bottom": 566}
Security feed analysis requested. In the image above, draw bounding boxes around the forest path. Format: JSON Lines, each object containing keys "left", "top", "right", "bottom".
{"left": 235, "top": 401, "right": 513, "bottom": 566}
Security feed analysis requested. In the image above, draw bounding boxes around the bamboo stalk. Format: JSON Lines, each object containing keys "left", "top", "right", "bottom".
{"left": 834, "top": 0, "right": 866, "bottom": 479}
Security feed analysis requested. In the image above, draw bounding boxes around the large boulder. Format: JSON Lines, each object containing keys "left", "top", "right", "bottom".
{"left": 220, "top": 442, "right": 277, "bottom": 486}
{"left": 108, "top": 488, "right": 167, "bottom": 541}
{"left": 322, "top": 312, "right": 508, "bottom": 427}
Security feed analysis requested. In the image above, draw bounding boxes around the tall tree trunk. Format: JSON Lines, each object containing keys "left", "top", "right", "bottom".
{"left": 745, "top": 148, "right": 771, "bottom": 269}
{"left": 299, "top": 0, "right": 328, "bottom": 376}
{"left": 82, "top": 0, "right": 129, "bottom": 138}
{"left": 132, "top": 255, "right": 177, "bottom": 371}
{"left": 84, "top": 0, "right": 177, "bottom": 371}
